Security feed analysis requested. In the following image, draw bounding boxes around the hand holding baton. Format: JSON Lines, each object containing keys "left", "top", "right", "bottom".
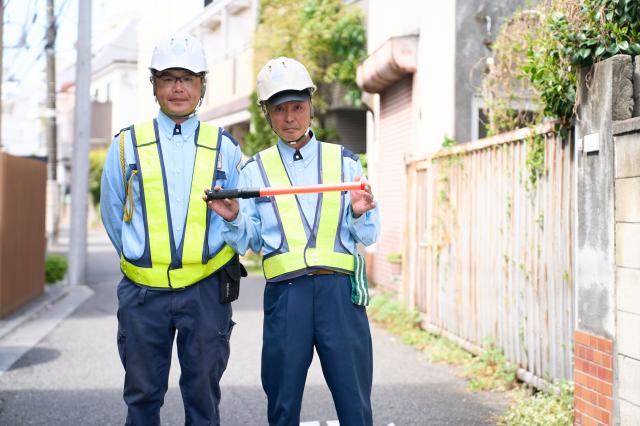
{"left": 204, "top": 181, "right": 366, "bottom": 201}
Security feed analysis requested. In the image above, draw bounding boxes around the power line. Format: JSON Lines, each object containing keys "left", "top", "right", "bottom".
{"left": 4, "top": 0, "right": 42, "bottom": 78}
{"left": 5, "top": 37, "right": 47, "bottom": 81}
{"left": 54, "top": 0, "right": 70, "bottom": 26}
{"left": 4, "top": 0, "right": 72, "bottom": 82}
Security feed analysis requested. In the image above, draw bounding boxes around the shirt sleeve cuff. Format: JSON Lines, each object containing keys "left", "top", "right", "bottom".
{"left": 348, "top": 205, "right": 367, "bottom": 232}
{"left": 224, "top": 212, "right": 243, "bottom": 228}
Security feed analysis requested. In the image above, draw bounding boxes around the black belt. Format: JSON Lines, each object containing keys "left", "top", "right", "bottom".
{"left": 306, "top": 269, "right": 337, "bottom": 276}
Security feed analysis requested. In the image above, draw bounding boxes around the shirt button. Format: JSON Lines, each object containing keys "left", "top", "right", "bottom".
{"left": 177, "top": 227, "right": 182, "bottom": 232}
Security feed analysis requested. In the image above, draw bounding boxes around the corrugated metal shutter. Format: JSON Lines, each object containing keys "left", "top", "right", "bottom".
{"left": 373, "top": 76, "right": 413, "bottom": 288}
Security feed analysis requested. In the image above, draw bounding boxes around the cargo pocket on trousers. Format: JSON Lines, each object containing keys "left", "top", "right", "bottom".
{"left": 220, "top": 319, "right": 236, "bottom": 342}
{"left": 116, "top": 325, "right": 126, "bottom": 368}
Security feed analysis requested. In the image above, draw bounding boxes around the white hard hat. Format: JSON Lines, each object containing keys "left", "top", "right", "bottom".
{"left": 256, "top": 57, "right": 316, "bottom": 104}
{"left": 149, "top": 33, "right": 207, "bottom": 74}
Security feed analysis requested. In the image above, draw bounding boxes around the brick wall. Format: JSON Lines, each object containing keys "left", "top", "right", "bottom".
{"left": 574, "top": 330, "right": 614, "bottom": 426}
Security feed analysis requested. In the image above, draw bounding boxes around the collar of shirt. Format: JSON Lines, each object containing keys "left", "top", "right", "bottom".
{"left": 157, "top": 110, "right": 198, "bottom": 142}
{"left": 276, "top": 129, "right": 317, "bottom": 168}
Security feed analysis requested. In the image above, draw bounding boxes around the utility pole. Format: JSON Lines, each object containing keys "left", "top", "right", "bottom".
{"left": 46, "top": 0, "right": 57, "bottom": 179}
{"left": 45, "top": 0, "right": 59, "bottom": 241}
{"left": 68, "top": 0, "right": 92, "bottom": 286}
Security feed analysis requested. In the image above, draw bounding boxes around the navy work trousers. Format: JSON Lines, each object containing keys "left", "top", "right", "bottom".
{"left": 261, "top": 273, "right": 373, "bottom": 426}
{"left": 116, "top": 273, "right": 234, "bottom": 426}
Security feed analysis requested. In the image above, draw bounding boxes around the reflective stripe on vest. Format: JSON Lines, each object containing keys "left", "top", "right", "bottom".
{"left": 120, "top": 120, "right": 235, "bottom": 288}
{"left": 259, "top": 142, "right": 355, "bottom": 280}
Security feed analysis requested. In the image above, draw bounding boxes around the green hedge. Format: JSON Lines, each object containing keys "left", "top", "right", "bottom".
{"left": 45, "top": 254, "right": 68, "bottom": 284}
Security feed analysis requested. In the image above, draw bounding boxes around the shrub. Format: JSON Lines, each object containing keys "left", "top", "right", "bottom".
{"left": 386, "top": 252, "right": 402, "bottom": 264}
{"left": 45, "top": 254, "right": 68, "bottom": 284}
{"left": 485, "top": 0, "right": 640, "bottom": 133}
{"left": 499, "top": 382, "right": 574, "bottom": 426}
{"left": 89, "top": 148, "right": 109, "bottom": 207}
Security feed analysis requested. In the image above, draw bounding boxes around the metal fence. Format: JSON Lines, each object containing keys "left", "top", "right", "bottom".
{"left": 404, "top": 123, "right": 574, "bottom": 385}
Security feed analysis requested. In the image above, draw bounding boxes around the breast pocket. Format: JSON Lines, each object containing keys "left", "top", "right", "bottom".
{"left": 214, "top": 169, "right": 227, "bottom": 188}
{"left": 255, "top": 196, "right": 272, "bottom": 216}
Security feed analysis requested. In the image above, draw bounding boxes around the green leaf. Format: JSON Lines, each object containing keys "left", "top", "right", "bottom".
{"left": 595, "top": 45, "right": 606, "bottom": 56}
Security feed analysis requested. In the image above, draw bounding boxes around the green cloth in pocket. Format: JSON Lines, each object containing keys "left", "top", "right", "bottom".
{"left": 350, "top": 253, "right": 369, "bottom": 306}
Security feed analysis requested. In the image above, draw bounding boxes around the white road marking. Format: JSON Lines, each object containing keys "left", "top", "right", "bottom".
{"left": 301, "top": 422, "right": 395, "bottom": 426}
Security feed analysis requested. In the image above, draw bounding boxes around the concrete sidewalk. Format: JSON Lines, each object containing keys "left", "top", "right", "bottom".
{"left": 0, "top": 284, "right": 92, "bottom": 376}
{"left": 0, "top": 227, "right": 108, "bottom": 375}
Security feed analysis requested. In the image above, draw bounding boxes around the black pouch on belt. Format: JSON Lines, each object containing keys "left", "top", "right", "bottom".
{"left": 218, "top": 254, "right": 248, "bottom": 303}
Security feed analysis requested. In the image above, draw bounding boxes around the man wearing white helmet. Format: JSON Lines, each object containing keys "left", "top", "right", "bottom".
{"left": 101, "top": 33, "right": 244, "bottom": 425}
{"left": 208, "top": 57, "right": 380, "bottom": 426}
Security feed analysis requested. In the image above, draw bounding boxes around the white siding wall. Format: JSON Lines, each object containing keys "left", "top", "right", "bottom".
{"left": 416, "top": 2, "right": 456, "bottom": 155}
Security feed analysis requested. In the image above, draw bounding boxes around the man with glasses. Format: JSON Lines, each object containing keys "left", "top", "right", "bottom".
{"left": 100, "top": 33, "right": 244, "bottom": 425}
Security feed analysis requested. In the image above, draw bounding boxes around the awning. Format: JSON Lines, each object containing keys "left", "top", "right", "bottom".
{"left": 356, "top": 35, "right": 418, "bottom": 94}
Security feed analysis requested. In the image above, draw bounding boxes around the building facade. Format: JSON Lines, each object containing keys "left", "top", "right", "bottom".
{"left": 357, "top": 0, "right": 538, "bottom": 288}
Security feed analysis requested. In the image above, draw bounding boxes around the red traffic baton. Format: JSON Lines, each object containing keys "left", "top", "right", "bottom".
{"left": 205, "top": 181, "right": 366, "bottom": 201}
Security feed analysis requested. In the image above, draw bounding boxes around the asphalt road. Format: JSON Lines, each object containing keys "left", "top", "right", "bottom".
{"left": 0, "top": 231, "right": 507, "bottom": 425}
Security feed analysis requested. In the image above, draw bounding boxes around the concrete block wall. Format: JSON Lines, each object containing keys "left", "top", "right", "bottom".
{"left": 613, "top": 124, "right": 640, "bottom": 425}
{"left": 575, "top": 54, "right": 637, "bottom": 426}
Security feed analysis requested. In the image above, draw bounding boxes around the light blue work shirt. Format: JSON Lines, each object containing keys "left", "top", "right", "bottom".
{"left": 101, "top": 110, "right": 243, "bottom": 261}
{"left": 222, "top": 131, "right": 380, "bottom": 276}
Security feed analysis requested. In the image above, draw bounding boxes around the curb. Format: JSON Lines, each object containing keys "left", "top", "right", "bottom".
{"left": 0, "top": 283, "right": 70, "bottom": 341}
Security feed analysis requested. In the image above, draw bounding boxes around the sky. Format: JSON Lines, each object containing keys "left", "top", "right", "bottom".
{"left": 3, "top": 0, "right": 203, "bottom": 95}
{"left": 3, "top": 0, "right": 138, "bottom": 92}
{"left": 1, "top": 0, "right": 201, "bottom": 155}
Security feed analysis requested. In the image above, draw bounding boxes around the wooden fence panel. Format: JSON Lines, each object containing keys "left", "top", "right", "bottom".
{"left": 405, "top": 124, "right": 574, "bottom": 384}
{"left": 0, "top": 154, "right": 46, "bottom": 318}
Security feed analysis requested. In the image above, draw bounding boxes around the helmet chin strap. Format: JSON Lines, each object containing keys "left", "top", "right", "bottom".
{"left": 282, "top": 130, "right": 309, "bottom": 145}
{"left": 163, "top": 109, "right": 197, "bottom": 120}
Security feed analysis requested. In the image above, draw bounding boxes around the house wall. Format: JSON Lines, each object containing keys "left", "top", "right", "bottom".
{"left": 454, "top": 0, "right": 540, "bottom": 143}
{"left": 91, "top": 63, "right": 139, "bottom": 135}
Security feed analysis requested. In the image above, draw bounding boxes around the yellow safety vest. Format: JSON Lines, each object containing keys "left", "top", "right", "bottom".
{"left": 120, "top": 120, "right": 235, "bottom": 288}
{"left": 258, "top": 142, "right": 355, "bottom": 281}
